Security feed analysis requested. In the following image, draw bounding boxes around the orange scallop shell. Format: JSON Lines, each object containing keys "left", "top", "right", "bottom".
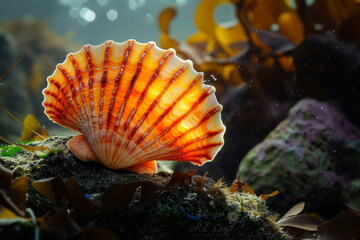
{"left": 42, "top": 40, "right": 225, "bottom": 174}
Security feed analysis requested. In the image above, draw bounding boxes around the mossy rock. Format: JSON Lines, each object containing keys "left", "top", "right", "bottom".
{"left": 237, "top": 99, "right": 360, "bottom": 218}
{"left": 0, "top": 136, "right": 285, "bottom": 240}
{"left": 0, "top": 145, "right": 22, "bottom": 157}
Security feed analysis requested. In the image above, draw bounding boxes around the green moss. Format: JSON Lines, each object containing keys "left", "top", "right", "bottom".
{"left": 151, "top": 202, "right": 186, "bottom": 223}
{"left": 16, "top": 140, "right": 37, "bottom": 144}
{"left": 0, "top": 145, "right": 22, "bottom": 157}
{"left": 37, "top": 153, "right": 50, "bottom": 158}
{"left": 37, "top": 149, "right": 61, "bottom": 158}
{"left": 164, "top": 206, "right": 182, "bottom": 218}
{"left": 281, "top": 150, "right": 302, "bottom": 172}
{"left": 342, "top": 179, "right": 360, "bottom": 208}
{"left": 303, "top": 110, "right": 315, "bottom": 120}
{"left": 346, "top": 140, "right": 360, "bottom": 150}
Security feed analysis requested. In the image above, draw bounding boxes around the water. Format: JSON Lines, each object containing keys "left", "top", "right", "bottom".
{"left": 0, "top": 1, "right": 360, "bottom": 239}
{"left": 0, "top": 0, "right": 201, "bottom": 44}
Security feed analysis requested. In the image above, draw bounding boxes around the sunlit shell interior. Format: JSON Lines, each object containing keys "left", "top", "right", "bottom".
{"left": 42, "top": 40, "right": 225, "bottom": 170}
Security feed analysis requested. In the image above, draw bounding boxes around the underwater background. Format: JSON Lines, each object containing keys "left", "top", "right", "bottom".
{"left": 0, "top": 0, "right": 202, "bottom": 136}
{"left": 0, "top": 0, "right": 360, "bottom": 239}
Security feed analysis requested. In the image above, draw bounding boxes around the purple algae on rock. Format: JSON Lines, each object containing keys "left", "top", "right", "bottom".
{"left": 237, "top": 99, "right": 360, "bottom": 217}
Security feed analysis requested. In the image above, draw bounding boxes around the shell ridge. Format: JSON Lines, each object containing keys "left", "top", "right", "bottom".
{"left": 131, "top": 72, "right": 202, "bottom": 149}
{"left": 108, "top": 40, "right": 136, "bottom": 164}
{"left": 125, "top": 50, "right": 178, "bottom": 142}
{"left": 119, "top": 72, "right": 203, "bottom": 166}
{"left": 114, "top": 66, "right": 198, "bottom": 167}
{"left": 138, "top": 151, "right": 211, "bottom": 164}
{"left": 99, "top": 43, "right": 110, "bottom": 124}
{"left": 126, "top": 143, "right": 216, "bottom": 165}
{"left": 121, "top": 42, "right": 154, "bottom": 127}
{"left": 57, "top": 64, "right": 88, "bottom": 128}
{"left": 114, "top": 49, "right": 175, "bottom": 160}
{"left": 99, "top": 41, "right": 111, "bottom": 163}
{"left": 132, "top": 103, "right": 224, "bottom": 165}
{"left": 132, "top": 129, "right": 224, "bottom": 164}
{"left": 126, "top": 92, "right": 223, "bottom": 165}
{"left": 124, "top": 48, "right": 168, "bottom": 128}
{"left": 138, "top": 140, "right": 223, "bottom": 165}
{"left": 85, "top": 44, "right": 95, "bottom": 130}
{"left": 105, "top": 41, "right": 133, "bottom": 165}
{"left": 43, "top": 87, "right": 80, "bottom": 131}
{"left": 44, "top": 108, "right": 78, "bottom": 130}
{"left": 104, "top": 41, "right": 132, "bottom": 124}
{"left": 110, "top": 42, "right": 155, "bottom": 165}
{"left": 84, "top": 44, "right": 104, "bottom": 161}
{"left": 43, "top": 98, "right": 78, "bottom": 130}
{"left": 68, "top": 54, "right": 93, "bottom": 137}
{"left": 109, "top": 40, "right": 138, "bottom": 165}
{"left": 116, "top": 61, "right": 191, "bottom": 164}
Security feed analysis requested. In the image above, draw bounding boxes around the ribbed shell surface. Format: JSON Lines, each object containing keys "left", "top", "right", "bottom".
{"left": 42, "top": 40, "right": 225, "bottom": 170}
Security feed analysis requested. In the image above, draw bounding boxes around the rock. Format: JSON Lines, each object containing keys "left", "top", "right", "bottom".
{"left": 343, "top": 179, "right": 360, "bottom": 208}
{"left": 237, "top": 99, "right": 360, "bottom": 218}
{"left": 0, "top": 136, "right": 285, "bottom": 240}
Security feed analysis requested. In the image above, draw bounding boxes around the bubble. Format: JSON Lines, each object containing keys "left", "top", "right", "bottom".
{"left": 69, "top": 8, "right": 79, "bottom": 18}
{"left": 214, "top": 3, "right": 236, "bottom": 25}
{"left": 107, "top": 9, "right": 118, "bottom": 21}
{"left": 138, "top": 0, "right": 146, "bottom": 6}
{"left": 79, "top": 7, "right": 96, "bottom": 22}
{"left": 305, "top": 0, "right": 315, "bottom": 5}
{"left": 70, "top": 0, "right": 81, "bottom": 10}
{"left": 57, "top": 0, "right": 72, "bottom": 6}
{"left": 314, "top": 23, "right": 323, "bottom": 31}
{"left": 97, "top": 0, "right": 108, "bottom": 6}
{"left": 129, "top": 0, "right": 138, "bottom": 10}
{"left": 286, "top": 0, "right": 297, "bottom": 8}
{"left": 176, "top": 0, "right": 187, "bottom": 6}
{"left": 143, "top": 13, "right": 153, "bottom": 24}
{"left": 270, "top": 23, "right": 279, "bottom": 31}
{"left": 78, "top": 17, "right": 88, "bottom": 26}
{"left": 84, "top": 11, "right": 96, "bottom": 22}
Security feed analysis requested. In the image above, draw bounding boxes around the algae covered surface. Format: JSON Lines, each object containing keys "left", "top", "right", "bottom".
{"left": 0, "top": 136, "right": 285, "bottom": 240}
{"left": 237, "top": 99, "right": 360, "bottom": 218}
{"left": 0, "top": 145, "right": 22, "bottom": 157}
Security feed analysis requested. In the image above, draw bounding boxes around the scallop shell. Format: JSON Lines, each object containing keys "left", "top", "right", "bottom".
{"left": 42, "top": 40, "right": 225, "bottom": 174}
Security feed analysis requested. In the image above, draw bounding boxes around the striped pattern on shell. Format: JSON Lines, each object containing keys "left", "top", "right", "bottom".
{"left": 42, "top": 40, "right": 225, "bottom": 174}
